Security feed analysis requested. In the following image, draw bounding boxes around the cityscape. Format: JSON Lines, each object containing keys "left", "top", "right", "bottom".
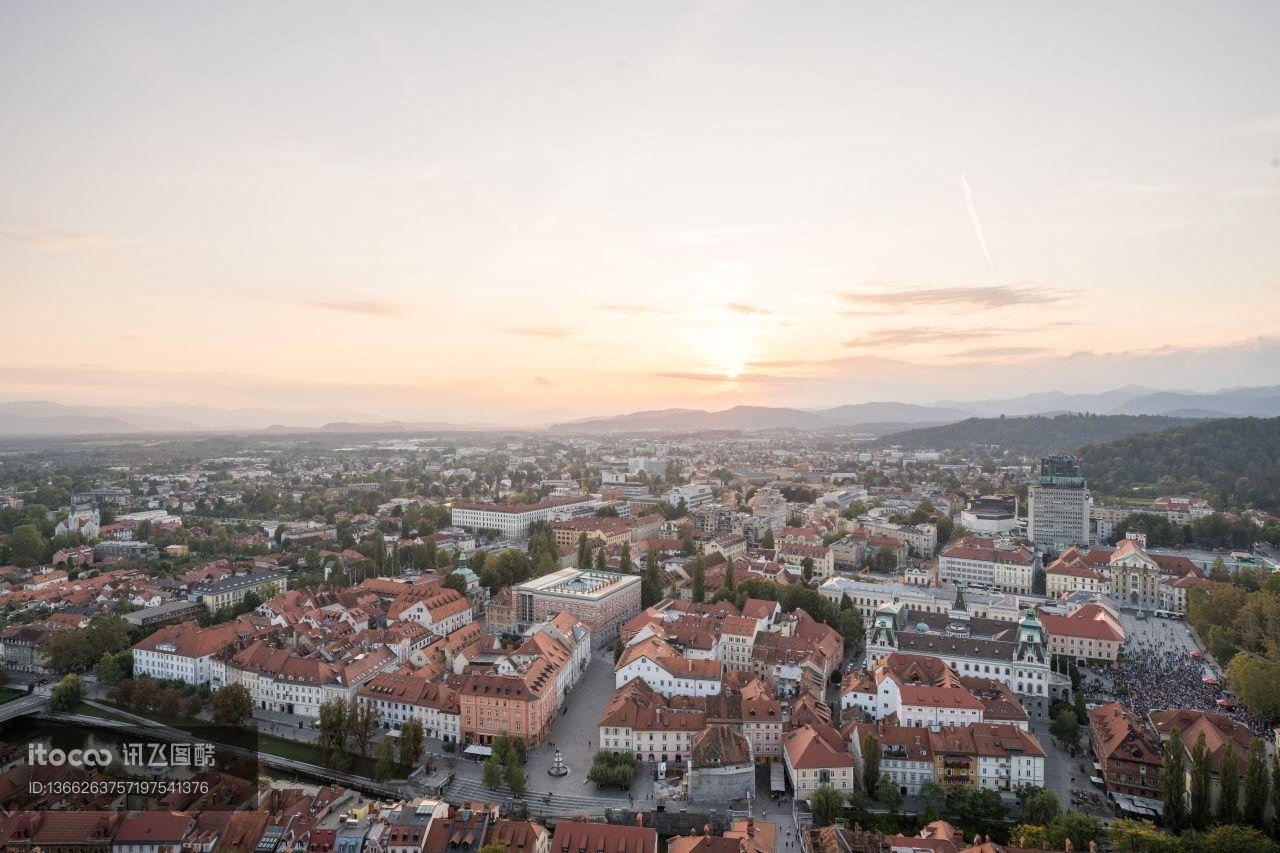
{"left": 1, "top": 3, "right": 1279, "bottom": 853}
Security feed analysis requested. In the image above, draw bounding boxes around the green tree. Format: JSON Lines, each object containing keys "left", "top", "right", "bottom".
{"left": 211, "top": 683, "right": 253, "bottom": 726}
{"left": 760, "top": 529, "right": 775, "bottom": 550}
{"left": 483, "top": 752, "right": 504, "bottom": 790}
{"left": 1270, "top": 751, "right": 1280, "bottom": 841}
{"left": 618, "top": 544, "right": 633, "bottom": 575}
{"left": 1228, "top": 655, "right": 1280, "bottom": 720}
{"left": 918, "top": 779, "right": 946, "bottom": 811}
{"left": 690, "top": 555, "right": 706, "bottom": 604}
{"left": 348, "top": 698, "right": 379, "bottom": 756}
{"left": 1191, "top": 730, "right": 1214, "bottom": 830}
{"left": 810, "top": 784, "right": 844, "bottom": 826}
{"left": 877, "top": 773, "right": 903, "bottom": 813}
{"left": 93, "top": 651, "right": 124, "bottom": 685}
{"left": 1200, "top": 823, "right": 1279, "bottom": 853}
{"left": 443, "top": 572, "right": 468, "bottom": 596}
{"left": 317, "top": 698, "right": 351, "bottom": 771}
{"left": 1243, "top": 739, "right": 1269, "bottom": 830}
{"left": 159, "top": 687, "right": 182, "bottom": 718}
{"left": 1109, "top": 819, "right": 1183, "bottom": 853}
{"left": 49, "top": 673, "right": 84, "bottom": 711}
{"left": 374, "top": 735, "right": 397, "bottom": 782}
{"left": 1044, "top": 813, "right": 1106, "bottom": 850}
{"left": 641, "top": 549, "right": 663, "bottom": 607}
{"left": 838, "top": 608, "right": 864, "bottom": 652}
{"left": 1220, "top": 741, "right": 1242, "bottom": 825}
{"left": 1163, "top": 727, "right": 1188, "bottom": 831}
{"left": 1051, "top": 707, "right": 1080, "bottom": 747}
{"left": 1022, "top": 787, "right": 1061, "bottom": 825}
{"left": 1208, "top": 625, "right": 1242, "bottom": 663}
{"left": 861, "top": 732, "right": 880, "bottom": 795}
{"left": 505, "top": 749, "right": 527, "bottom": 798}
{"left": 946, "top": 786, "right": 1008, "bottom": 825}
{"left": 8, "top": 524, "right": 46, "bottom": 563}
{"left": 400, "top": 719, "right": 424, "bottom": 770}
{"left": 1008, "top": 825, "right": 1046, "bottom": 850}
{"left": 576, "top": 533, "right": 592, "bottom": 570}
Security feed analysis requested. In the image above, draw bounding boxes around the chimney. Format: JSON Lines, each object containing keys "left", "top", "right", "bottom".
{"left": 704, "top": 824, "right": 712, "bottom": 837}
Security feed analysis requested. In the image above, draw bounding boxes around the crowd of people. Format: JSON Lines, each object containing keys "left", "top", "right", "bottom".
{"left": 1091, "top": 623, "right": 1269, "bottom": 737}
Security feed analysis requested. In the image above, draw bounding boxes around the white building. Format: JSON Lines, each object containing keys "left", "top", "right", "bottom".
{"left": 358, "top": 670, "right": 461, "bottom": 742}
{"left": 390, "top": 588, "right": 474, "bottom": 637}
{"left": 938, "top": 537, "right": 1038, "bottom": 594}
{"left": 131, "top": 620, "right": 243, "bottom": 686}
{"left": 615, "top": 637, "right": 722, "bottom": 698}
{"left": 666, "top": 484, "right": 714, "bottom": 509}
{"left": 450, "top": 496, "right": 595, "bottom": 539}
{"left": 960, "top": 497, "right": 1019, "bottom": 536}
{"left": 863, "top": 593, "right": 1066, "bottom": 721}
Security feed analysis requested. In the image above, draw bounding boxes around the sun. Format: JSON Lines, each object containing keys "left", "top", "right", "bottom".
{"left": 697, "top": 326, "right": 753, "bottom": 382}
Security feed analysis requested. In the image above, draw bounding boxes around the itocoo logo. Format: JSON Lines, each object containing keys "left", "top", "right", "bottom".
{"left": 28, "top": 743, "right": 112, "bottom": 767}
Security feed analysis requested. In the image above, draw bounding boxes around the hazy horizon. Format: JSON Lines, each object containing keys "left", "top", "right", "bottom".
{"left": 4, "top": 2, "right": 1278, "bottom": 423}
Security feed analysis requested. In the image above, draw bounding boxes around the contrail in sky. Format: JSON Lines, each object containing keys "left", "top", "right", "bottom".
{"left": 959, "top": 173, "right": 995, "bottom": 281}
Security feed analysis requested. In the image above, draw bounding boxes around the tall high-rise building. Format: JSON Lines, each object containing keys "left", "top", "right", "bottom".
{"left": 1027, "top": 455, "right": 1090, "bottom": 555}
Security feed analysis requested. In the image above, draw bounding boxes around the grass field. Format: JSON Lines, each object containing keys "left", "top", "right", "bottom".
{"left": 70, "top": 702, "right": 135, "bottom": 723}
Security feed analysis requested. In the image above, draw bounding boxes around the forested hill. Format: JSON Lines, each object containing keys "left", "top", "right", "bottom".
{"left": 1078, "top": 416, "right": 1280, "bottom": 511}
{"left": 872, "top": 413, "right": 1194, "bottom": 455}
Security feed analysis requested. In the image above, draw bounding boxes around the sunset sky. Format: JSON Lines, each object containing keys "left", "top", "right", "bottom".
{"left": 2, "top": 2, "right": 1278, "bottom": 424}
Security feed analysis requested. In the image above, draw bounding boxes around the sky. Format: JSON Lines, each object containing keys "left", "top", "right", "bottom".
{"left": 2, "top": 1, "right": 1278, "bottom": 425}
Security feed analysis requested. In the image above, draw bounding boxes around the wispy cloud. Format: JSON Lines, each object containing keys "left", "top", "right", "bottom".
{"left": 844, "top": 319, "right": 1078, "bottom": 350}
{"left": 301, "top": 300, "right": 407, "bottom": 318}
{"left": 843, "top": 326, "right": 993, "bottom": 348}
{"left": 748, "top": 359, "right": 813, "bottom": 369}
{"left": 0, "top": 223, "right": 136, "bottom": 251}
{"left": 727, "top": 302, "right": 772, "bottom": 316}
{"left": 506, "top": 326, "right": 575, "bottom": 339}
{"left": 946, "top": 345, "right": 1050, "bottom": 360}
{"left": 533, "top": 376, "right": 556, "bottom": 387}
{"left": 840, "top": 283, "right": 1070, "bottom": 313}
{"left": 657, "top": 371, "right": 779, "bottom": 383}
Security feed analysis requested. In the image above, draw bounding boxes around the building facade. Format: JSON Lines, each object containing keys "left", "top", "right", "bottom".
{"left": 1027, "top": 456, "right": 1091, "bottom": 555}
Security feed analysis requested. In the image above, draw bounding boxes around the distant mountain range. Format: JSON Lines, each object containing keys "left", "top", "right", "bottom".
{"left": 942, "top": 385, "right": 1280, "bottom": 419}
{"left": 555, "top": 385, "right": 1280, "bottom": 434}
{"left": 871, "top": 413, "right": 1198, "bottom": 456}
{"left": 0, "top": 401, "right": 394, "bottom": 435}
{"left": 3, "top": 384, "right": 1279, "bottom": 436}
{"left": 551, "top": 403, "right": 969, "bottom": 433}
{"left": 263, "top": 420, "right": 508, "bottom": 434}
